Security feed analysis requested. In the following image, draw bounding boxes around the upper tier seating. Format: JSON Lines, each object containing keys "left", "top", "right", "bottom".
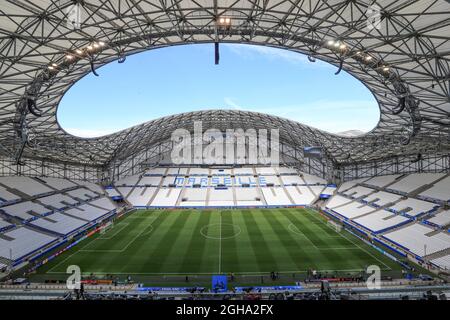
{"left": 260, "top": 175, "right": 280, "bottom": 186}
{"left": 89, "top": 197, "right": 116, "bottom": 211}
{"left": 331, "top": 202, "right": 375, "bottom": 219}
{"left": 325, "top": 194, "right": 353, "bottom": 209}
{"left": 321, "top": 186, "right": 337, "bottom": 196}
{"left": 189, "top": 168, "right": 210, "bottom": 175}
{"left": 261, "top": 187, "right": 292, "bottom": 206}
{"left": 66, "top": 188, "right": 98, "bottom": 201}
{"left": 363, "top": 174, "right": 402, "bottom": 188}
{"left": 0, "top": 186, "right": 21, "bottom": 204}
{"left": 430, "top": 254, "right": 450, "bottom": 270}
{"left": 145, "top": 167, "right": 167, "bottom": 175}
{"left": 38, "top": 194, "right": 79, "bottom": 209}
{"left": 77, "top": 180, "right": 104, "bottom": 194}
{"left": 363, "top": 191, "right": 403, "bottom": 207}
{"left": 0, "top": 227, "right": 57, "bottom": 260}
{"left": 352, "top": 210, "right": 409, "bottom": 233}
{"left": 0, "top": 176, "right": 53, "bottom": 197}
{"left": 280, "top": 175, "right": 304, "bottom": 185}
{"left": 233, "top": 167, "right": 254, "bottom": 175}
{"left": 2, "top": 201, "right": 50, "bottom": 220}
{"left": 337, "top": 177, "right": 369, "bottom": 193}
{"left": 30, "top": 212, "right": 87, "bottom": 235}
{"left": 309, "top": 185, "right": 326, "bottom": 196}
{"left": 426, "top": 210, "right": 450, "bottom": 227}
{"left": 277, "top": 167, "right": 298, "bottom": 174}
{"left": 151, "top": 188, "right": 181, "bottom": 206}
{"left": 387, "top": 173, "right": 445, "bottom": 194}
{"left": 126, "top": 187, "right": 157, "bottom": 206}
{"left": 388, "top": 198, "right": 438, "bottom": 217}
{"left": 38, "top": 177, "right": 77, "bottom": 190}
{"left": 115, "top": 175, "right": 141, "bottom": 186}
{"left": 64, "top": 204, "right": 109, "bottom": 222}
{"left": 418, "top": 175, "right": 450, "bottom": 202}
{"left": 285, "top": 186, "right": 316, "bottom": 205}
{"left": 255, "top": 167, "right": 277, "bottom": 175}
{"left": 210, "top": 168, "right": 233, "bottom": 175}
{"left": 342, "top": 186, "right": 374, "bottom": 198}
{"left": 301, "top": 173, "right": 326, "bottom": 185}
{"left": 384, "top": 223, "right": 450, "bottom": 256}
{"left": 139, "top": 176, "right": 162, "bottom": 186}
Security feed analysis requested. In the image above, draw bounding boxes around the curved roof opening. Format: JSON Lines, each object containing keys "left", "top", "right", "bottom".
{"left": 57, "top": 44, "right": 380, "bottom": 138}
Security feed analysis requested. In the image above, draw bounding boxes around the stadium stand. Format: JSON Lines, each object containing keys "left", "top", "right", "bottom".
{"left": 388, "top": 198, "right": 439, "bottom": 217}
{"left": 430, "top": 255, "right": 450, "bottom": 270}
{"left": 1, "top": 201, "right": 50, "bottom": 221}
{"left": 418, "top": 175, "right": 450, "bottom": 203}
{"left": 285, "top": 186, "right": 316, "bottom": 205}
{"left": 363, "top": 191, "right": 403, "bottom": 207}
{"left": 342, "top": 186, "right": 374, "bottom": 198}
{"left": 383, "top": 223, "right": 450, "bottom": 256}
{"left": 37, "top": 194, "right": 79, "bottom": 210}
{"left": 64, "top": 204, "right": 110, "bottom": 222}
{"left": 300, "top": 173, "right": 327, "bottom": 185}
{"left": 426, "top": 210, "right": 450, "bottom": 227}
{"left": 139, "top": 176, "right": 162, "bottom": 186}
{"left": 325, "top": 194, "right": 353, "bottom": 209}
{"left": 261, "top": 187, "right": 292, "bottom": 206}
{"left": 38, "top": 177, "right": 78, "bottom": 190}
{"left": 30, "top": 213, "right": 88, "bottom": 235}
{"left": 151, "top": 188, "right": 182, "bottom": 207}
{"left": 234, "top": 187, "right": 263, "bottom": 206}
{"left": 77, "top": 180, "right": 105, "bottom": 194}
{"left": 126, "top": 187, "right": 157, "bottom": 207}
{"left": 0, "top": 227, "right": 57, "bottom": 261}
{"left": 352, "top": 210, "right": 410, "bottom": 233}
{"left": 336, "top": 177, "right": 369, "bottom": 192}
{"left": 0, "top": 176, "right": 53, "bottom": 197}
{"left": 330, "top": 202, "right": 375, "bottom": 219}
{"left": 208, "top": 188, "right": 234, "bottom": 207}
{"left": 386, "top": 173, "right": 446, "bottom": 194}
{"left": 280, "top": 175, "right": 304, "bottom": 185}
{"left": 66, "top": 188, "right": 98, "bottom": 201}
{"left": 0, "top": 186, "right": 21, "bottom": 204}
{"left": 115, "top": 175, "right": 141, "bottom": 186}
{"left": 233, "top": 167, "right": 254, "bottom": 175}
{"left": 363, "top": 174, "right": 403, "bottom": 188}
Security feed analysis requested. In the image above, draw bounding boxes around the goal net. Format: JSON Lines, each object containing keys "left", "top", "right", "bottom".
{"left": 327, "top": 219, "right": 342, "bottom": 232}
{"left": 99, "top": 221, "right": 114, "bottom": 234}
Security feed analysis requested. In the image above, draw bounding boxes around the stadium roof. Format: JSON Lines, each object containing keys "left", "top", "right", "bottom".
{"left": 0, "top": 0, "right": 449, "bottom": 168}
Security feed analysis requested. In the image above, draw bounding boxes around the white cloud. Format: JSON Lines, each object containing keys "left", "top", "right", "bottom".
{"left": 223, "top": 44, "right": 332, "bottom": 69}
{"left": 64, "top": 128, "right": 118, "bottom": 138}
{"left": 219, "top": 99, "right": 380, "bottom": 133}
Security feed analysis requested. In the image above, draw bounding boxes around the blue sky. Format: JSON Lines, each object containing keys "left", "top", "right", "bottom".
{"left": 58, "top": 44, "right": 380, "bottom": 137}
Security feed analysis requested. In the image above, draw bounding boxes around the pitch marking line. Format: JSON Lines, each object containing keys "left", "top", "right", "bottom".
{"left": 97, "top": 223, "right": 129, "bottom": 240}
{"left": 46, "top": 267, "right": 393, "bottom": 276}
{"left": 305, "top": 209, "right": 391, "bottom": 270}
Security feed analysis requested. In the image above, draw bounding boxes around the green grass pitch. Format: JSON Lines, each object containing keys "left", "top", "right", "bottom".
{"left": 34, "top": 208, "right": 402, "bottom": 281}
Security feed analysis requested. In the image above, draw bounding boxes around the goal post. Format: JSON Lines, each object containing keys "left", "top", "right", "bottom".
{"left": 327, "top": 219, "right": 342, "bottom": 232}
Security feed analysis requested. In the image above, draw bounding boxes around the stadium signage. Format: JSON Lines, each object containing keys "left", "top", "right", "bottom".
{"left": 171, "top": 121, "right": 279, "bottom": 165}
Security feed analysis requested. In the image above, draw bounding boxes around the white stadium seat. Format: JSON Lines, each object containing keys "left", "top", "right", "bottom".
{"left": 0, "top": 176, "right": 53, "bottom": 197}
{"left": 387, "top": 173, "right": 445, "bottom": 194}
{"left": 418, "top": 175, "right": 450, "bottom": 202}
{"left": 30, "top": 213, "right": 87, "bottom": 235}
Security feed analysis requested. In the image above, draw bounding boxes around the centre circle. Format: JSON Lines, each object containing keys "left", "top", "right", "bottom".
{"left": 200, "top": 223, "right": 241, "bottom": 240}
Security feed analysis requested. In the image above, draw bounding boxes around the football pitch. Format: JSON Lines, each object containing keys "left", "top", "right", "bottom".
{"left": 33, "top": 208, "right": 403, "bottom": 283}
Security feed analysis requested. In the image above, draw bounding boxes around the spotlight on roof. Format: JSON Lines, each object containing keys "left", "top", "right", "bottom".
{"left": 334, "top": 41, "right": 340, "bottom": 48}
{"left": 327, "top": 40, "right": 335, "bottom": 46}
{"left": 93, "top": 43, "right": 100, "bottom": 48}
{"left": 87, "top": 45, "right": 93, "bottom": 51}
{"left": 76, "top": 49, "right": 83, "bottom": 55}
{"left": 99, "top": 41, "right": 105, "bottom": 47}
{"left": 217, "top": 16, "right": 232, "bottom": 27}
{"left": 365, "top": 55, "right": 372, "bottom": 61}
{"left": 48, "top": 65, "right": 55, "bottom": 70}
{"left": 52, "top": 63, "right": 58, "bottom": 67}
{"left": 382, "top": 66, "right": 390, "bottom": 72}
{"left": 66, "top": 54, "right": 74, "bottom": 60}
{"left": 339, "top": 43, "right": 347, "bottom": 50}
